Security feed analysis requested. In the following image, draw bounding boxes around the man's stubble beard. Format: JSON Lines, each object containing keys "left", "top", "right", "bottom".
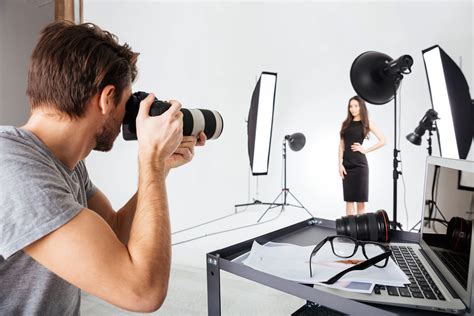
{"left": 93, "top": 113, "right": 121, "bottom": 152}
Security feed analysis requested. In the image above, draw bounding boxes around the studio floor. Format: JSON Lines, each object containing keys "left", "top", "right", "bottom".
{"left": 80, "top": 263, "right": 305, "bottom": 315}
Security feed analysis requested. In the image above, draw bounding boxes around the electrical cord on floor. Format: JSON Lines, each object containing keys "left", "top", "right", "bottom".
{"left": 172, "top": 207, "right": 283, "bottom": 246}
{"left": 171, "top": 165, "right": 253, "bottom": 236}
{"left": 172, "top": 145, "right": 289, "bottom": 246}
{"left": 171, "top": 212, "right": 243, "bottom": 235}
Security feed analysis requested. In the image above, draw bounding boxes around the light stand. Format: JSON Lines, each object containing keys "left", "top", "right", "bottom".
{"left": 406, "top": 109, "right": 440, "bottom": 231}
{"left": 256, "top": 133, "right": 314, "bottom": 223}
{"left": 427, "top": 130, "right": 433, "bottom": 156}
{"left": 350, "top": 51, "right": 413, "bottom": 231}
{"left": 392, "top": 79, "right": 403, "bottom": 231}
{"left": 234, "top": 173, "right": 283, "bottom": 211}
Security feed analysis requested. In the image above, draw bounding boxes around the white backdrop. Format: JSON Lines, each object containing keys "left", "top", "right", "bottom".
{"left": 83, "top": 0, "right": 473, "bottom": 268}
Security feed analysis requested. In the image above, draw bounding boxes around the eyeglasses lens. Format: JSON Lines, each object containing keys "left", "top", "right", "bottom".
{"left": 332, "top": 237, "right": 356, "bottom": 258}
{"left": 364, "top": 243, "right": 387, "bottom": 267}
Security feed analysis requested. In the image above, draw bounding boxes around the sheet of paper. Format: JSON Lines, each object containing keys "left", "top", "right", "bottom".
{"left": 241, "top": 241, "right": 409, "bottom": 293}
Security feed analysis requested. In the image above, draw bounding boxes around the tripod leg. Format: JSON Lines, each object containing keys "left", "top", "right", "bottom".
{"left": 287, "top": 190, "right": 314, "bottom": 218}
{"left": 257, "top": 191, "right": 283, "bottom": 223}
{"left": 278, "top": 205, "right": 285, "bottom": 217}
{"left": 409, "top": 220, "right": 421, "bottom": 232}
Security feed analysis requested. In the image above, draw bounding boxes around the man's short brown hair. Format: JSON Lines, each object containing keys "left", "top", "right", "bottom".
{"left": 27, "top": 21, "right": 139, "bottom": 118}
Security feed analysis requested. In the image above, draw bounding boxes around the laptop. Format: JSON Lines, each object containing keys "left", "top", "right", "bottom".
{"left": 315, "top": 156, "right": 473, "bottom": 314}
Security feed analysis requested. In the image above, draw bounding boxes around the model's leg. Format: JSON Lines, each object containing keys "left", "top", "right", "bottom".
{"left": 356, "top": 202, "right": 365, "bottom": 214}
{"left": 346, "top": 202, "right": 355, "bottom": 215}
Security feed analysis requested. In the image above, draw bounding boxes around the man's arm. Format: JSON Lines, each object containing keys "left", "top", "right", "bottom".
{"left": 24, "top": 159, "right": 168, "bottom": 312}
{"left": 87, "top": 190, "right": 137, "bottom": 245}
{"left": 24, "top": 94, "right": 183, "bottom": 312}
{"left": 88, "top": 133, "right": 206, "bottom": 245}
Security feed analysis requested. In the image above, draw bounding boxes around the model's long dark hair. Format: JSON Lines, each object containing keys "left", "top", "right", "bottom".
{"left": 339, "top": 95, "right": 370, "bottom": 138}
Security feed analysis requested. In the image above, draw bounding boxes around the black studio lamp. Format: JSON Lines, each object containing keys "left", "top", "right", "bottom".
{"left": 285, "top": 132, "right": 306, "bottom": 152}
{"left": 350, "top": 51, "right": 413, "bottom": 231}
{"left": 350, "top": 51, "right": 413, "bottom": 105}
{"left": 406, "top": 109, "right": 440, "bottom": 155}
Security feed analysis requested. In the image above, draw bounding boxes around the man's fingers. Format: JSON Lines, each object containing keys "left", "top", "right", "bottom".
{"left": 181, "top": 136, "right": 197, "bottom": 143}
{"left": 197, "top": 132, "right": 207, "bottom": 146}
{"left": 166, "top": 100, "right": 182, "bottom": 116}
{"left": 177, "top": 140, "right": 195, "bottom": 155}
{"left": 181, "top": 133, "right": 206, "bottom": 146}
{"left": 173, "top": 147, "right": 193, "bottom": 161}
{"left": 137, "top": 93, "right": 155, "bottom": 119}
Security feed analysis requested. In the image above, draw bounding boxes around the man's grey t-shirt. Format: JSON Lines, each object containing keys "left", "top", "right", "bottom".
{"left": 0, "top": 126, "right": 97, "bottom": 315}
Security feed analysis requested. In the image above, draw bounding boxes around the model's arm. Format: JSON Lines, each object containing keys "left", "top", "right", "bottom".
{"left": 24, "top": 94, "right": 183, "bottom": 312}
{"left": 339, "top": 138, "right": 346, "bottom": 179}
{"left": 351, "top": 120, "right": 386, "bottom": 154}
{"left": 88, "top": 133, "right": 205, "bottom": 245}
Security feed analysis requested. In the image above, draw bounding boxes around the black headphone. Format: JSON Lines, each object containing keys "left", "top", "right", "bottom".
{"left": 446, "top": 217, "right": 472, "bottom": 253}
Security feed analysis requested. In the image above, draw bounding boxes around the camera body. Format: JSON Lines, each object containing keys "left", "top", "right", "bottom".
{"left": 122, "top": 91, "right": 223, "bottom": 141}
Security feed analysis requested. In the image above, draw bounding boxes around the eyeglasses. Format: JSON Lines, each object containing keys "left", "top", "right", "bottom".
{"left": 309, "top": 235, "right": 392, "bottom": 285}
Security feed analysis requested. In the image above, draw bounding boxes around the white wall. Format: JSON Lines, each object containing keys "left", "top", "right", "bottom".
{"left": 83, "top": 0, "right": 473, "bottom": 268}
{"left": 0, "top": 0, "right": 54, "bottom": 126}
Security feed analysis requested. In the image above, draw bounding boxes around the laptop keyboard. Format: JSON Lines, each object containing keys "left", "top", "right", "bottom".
{"left": 372, "top": 245, "right": 445, "bottom": 301}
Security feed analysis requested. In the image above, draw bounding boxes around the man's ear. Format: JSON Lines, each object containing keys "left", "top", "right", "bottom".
{"left": 98, "top": 85, "right": 116, "bottom": 115}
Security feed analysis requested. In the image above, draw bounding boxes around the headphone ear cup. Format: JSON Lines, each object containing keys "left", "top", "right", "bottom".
{"left": 449, "top": 217, "right": 459, "bottom": 251}
{"left": 465, "top": 221, "right": 472, "bottom": 253}
{"left": 458, "top": 219, "right": 472, "bottom": 253}
{"left": 447, "top": 217, "right": 468, "bottom": 252}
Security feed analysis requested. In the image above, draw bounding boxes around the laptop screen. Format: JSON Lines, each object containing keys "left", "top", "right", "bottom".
{"left": 421, "top": 159, "right": 473, "bottom": 291}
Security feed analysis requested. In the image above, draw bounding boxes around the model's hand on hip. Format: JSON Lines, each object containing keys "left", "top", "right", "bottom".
{"left": 351, "top": 142, "right": 366, "bottom": 154}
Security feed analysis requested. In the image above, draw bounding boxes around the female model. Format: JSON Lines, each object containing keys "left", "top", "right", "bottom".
{"left": 339, "top": 96, "right": 385, "bottom": 215}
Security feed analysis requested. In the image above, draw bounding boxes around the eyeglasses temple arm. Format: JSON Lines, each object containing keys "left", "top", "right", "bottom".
{"left": 322, "top": 251, "right": 392, "bottom": 285}
{"left": 309, "top": 238, "right": 329, "bottom": 277}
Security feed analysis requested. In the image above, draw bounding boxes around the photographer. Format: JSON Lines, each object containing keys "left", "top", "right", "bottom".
{"left": 0, "top": 21, "right": 205, "bottom": 314}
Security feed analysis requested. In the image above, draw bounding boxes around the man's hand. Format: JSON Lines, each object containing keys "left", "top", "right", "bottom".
{"left": 165, "top": 132, "right": 206, "bottom": 170}
{"left": 136, "top": 94, "right": 183, "bottom": 163}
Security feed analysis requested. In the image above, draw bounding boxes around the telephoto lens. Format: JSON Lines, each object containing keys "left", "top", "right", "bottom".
{"left": 122, "top": 91, "right": 224, "bottom": 141}
{"left": 336, "top": 209, "right": 391, "bottom": 242}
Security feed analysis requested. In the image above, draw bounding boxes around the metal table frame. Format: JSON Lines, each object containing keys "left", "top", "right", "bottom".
{"left": 206, "top": 217, "right": 465, "bottom": 315}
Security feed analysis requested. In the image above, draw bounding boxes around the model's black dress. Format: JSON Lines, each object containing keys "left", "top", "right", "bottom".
{"left": 342, "top": 120, "right": 368, "bottom": 202}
